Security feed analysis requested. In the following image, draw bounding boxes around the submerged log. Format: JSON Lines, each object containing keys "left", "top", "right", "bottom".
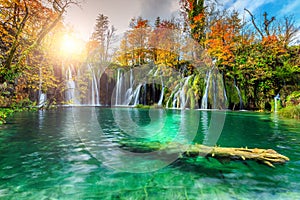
{"left": 186, "top": 144, "right": 290, "bottom": 168}
{"left": 121, "top": 141, "right": 289, "bottom": 168}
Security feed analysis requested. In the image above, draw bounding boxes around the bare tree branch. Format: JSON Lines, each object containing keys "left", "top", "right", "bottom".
{"left": 282, "top": 15, "right": 299, "bottom": 46}
{"left": 244, "top": 8, "right": 264, "bottom": 39}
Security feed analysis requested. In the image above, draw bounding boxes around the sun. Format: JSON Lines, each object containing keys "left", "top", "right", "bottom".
{"left": 60, "top": 34, "right": 83, "bottom": 56}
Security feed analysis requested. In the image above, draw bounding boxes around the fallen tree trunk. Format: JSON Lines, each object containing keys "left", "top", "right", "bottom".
{"left": 121, "top": 141, "right": 290, "bottom": 168}
{"left": 186, "top": 144, "right": 289, "bottom": 168}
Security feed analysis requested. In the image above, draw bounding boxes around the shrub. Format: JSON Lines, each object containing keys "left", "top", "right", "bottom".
{"left": 278, "top": 105, "right": 300, "bottom": 120}
{"left": 0, "top": 108, "right": 14, "bottom": 124}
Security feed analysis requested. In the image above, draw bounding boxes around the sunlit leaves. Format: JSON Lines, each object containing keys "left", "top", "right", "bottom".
{"left": 0, "top": 0, "right": 82, "bottom": 107}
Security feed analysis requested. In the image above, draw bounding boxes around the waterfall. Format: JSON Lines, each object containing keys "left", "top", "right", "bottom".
{"left": 91, "top": 72, "right": 100, "bottom": 105}
{"left": 200, "top": 66, "right": 227, "bottom": 110}
{"left": 87, "top": 64, "right": 101, "bottom": 106}
{"left": 91, "top": 73, "right": 99, "bottom": 105}
{"left": 274, "top": 94, "right": 280, "bottom": 113}
{"left": 130, "top": 68, "right": 134, "bottom": 88}
{"left": 166, "top": 84, "right": 178, "bottom": 108}
{"left": 115, "top": 68, "right": 138, "bottom": 106}
{"left": 124, "top": 68, "right": 134, "bottom": 105}
{"left": 158, "top": 83, "right": 164, "bottom": 106}
{"left": 124, "top": 88, "right": 133, "bottom": 105}
{"left": 170, "top": 76, "right": 192, "bottom": 109}
{"left": 94, "top": 73, "right": 100, "bottom": 105}
{"left": 133, "top": 84, "right": 143, "bottom": 105}
{"left": 113, "top": 66, "right": 168, "bottom": 107}
{"left": 234, "top": 79, "right": 243, "bottom": 110}
{"left": 172, "top": 90, "right": 181, "bottom": 108}
{"left": 115, "top": 68, "right": 122, "bottom": 105}
{"left": 224, "top": 88, "right": 228, "bottom": 107}
{"left": 38, "top": 93, "right": 47, "bottom": 108}
{"left": 180, "top": 76, "right": 192, "bottom": 109}
{"left": 65, "top": 66, "right": 79, "bottom": 105}
{"left": 60, "top": 64, "right": 229, "bottom": 108}
{"left": 201, "top": 70, "right": 211, "bottom": 109}
{"left": 212, "top": 73, "right": 217, "bottom": 108}
{"left": 154, "top": 68, "right": 164, "bottom": 106}
{"left": 38, "top": 65, "right": 46, "bottom": 108}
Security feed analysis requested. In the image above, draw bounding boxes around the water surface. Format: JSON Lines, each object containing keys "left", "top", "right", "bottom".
{"left": 0, "top": 108, "right": 299, "bottom": 199}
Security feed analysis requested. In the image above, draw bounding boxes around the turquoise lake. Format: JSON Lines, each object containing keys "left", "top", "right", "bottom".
{"left": 0, "top": 107, "right": 300, "bottom": 199}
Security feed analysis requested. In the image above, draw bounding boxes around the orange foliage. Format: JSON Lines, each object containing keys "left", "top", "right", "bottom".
{"left": 262, "top": 35, "right": 279, "bottom": 45}
{"left": 261, "top": 35, "right": 287, "bottom": 55}
{"left": 193, "top": 13, "right": 204, "bottom": 22}
{"left": 206, "top": 19, "right": 237, "bottom": 65}
{"left": 187, "top": 0, "right": 194, "bottom": 10}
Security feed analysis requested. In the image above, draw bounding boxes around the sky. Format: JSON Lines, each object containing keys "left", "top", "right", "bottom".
{"left": 64, "top": 0, "right": 300, "bottom": 42}
{"left": 64, "top": 0, "right": 180, "bottom": 40}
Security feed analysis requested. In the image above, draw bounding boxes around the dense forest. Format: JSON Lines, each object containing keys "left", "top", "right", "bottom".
{"left": 0, "top": 0, "right": 299, "bottom": 123}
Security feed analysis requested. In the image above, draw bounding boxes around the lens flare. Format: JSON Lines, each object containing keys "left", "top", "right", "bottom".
{"left": 60, "top": 34, "right": 83, "bottom": 56}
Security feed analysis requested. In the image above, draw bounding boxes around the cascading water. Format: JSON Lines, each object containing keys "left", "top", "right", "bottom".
{"left": 172, "top": 90, "right": 181, "bottom": 108}
{"left": 115, "top": 68, "right": 136, "bottom": 106}
{"left": 113, "top": 67, "right": 165, "bottom": 106}
{"left": 61, "top": 63, "right": 228, "bottom": 109}
{"left": 61, "top": 61, "right": 229, "bottom": 109}
{"left": 181, "top": 76, "right": 192, "bottom": 109}
{"left": 201, "top": 70, "right": 211, "bottom": 109}
{"left": 158, "top": 81, "right": 164, "bottom": 106}
{"left": 170, "top": 76, "right": 193, "bottom": 109}
{"left": 38, "top": 93, "right": 47, "bottom": 108}
{"left": 274, "top": 94, "right": 280, "bottom": 113}
{"left": 38, "top": 65, "right": 46, "bottom": 108}
{"left": 65, "top": 66, "right": 79, "bottom": 105}
{"left": 124, "top": 68, "right": 134, "bottom": 105}
{"left": 200, "top": 66, "right": 227, "bottom": 110}
{"left": 154, "top": 68, "right": 164, "bottom": 106}
{"left": 91, "top": 71, "right": 100, "bottom": 105}
{"left": 115, "top": 68, "right": 123, "bottom": 105}
{"left": 234, "top": 79, "right": 243, "bottom": 110}
{"left": 133, "top": 84, "right": 143, "bottom": 105}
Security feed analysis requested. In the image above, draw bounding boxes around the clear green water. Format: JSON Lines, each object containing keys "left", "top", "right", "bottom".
{"left": 0, "top": 108, "right": 300, "bottom": 199}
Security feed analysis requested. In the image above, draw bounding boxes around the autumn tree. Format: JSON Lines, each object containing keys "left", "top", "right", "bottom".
{"left": 148, "top": 19, "right": 181, "bottom": 67}
{"left": 115, "top": 32, "right": 131, "bottom": 66}
{"left": 205, "top": 10, "right": 243, "bottom": 68}
{"left": 228, "top": 10, "right": 300, "bottom": 110}
{"left": 128, "top": 17, "right": 151, "bottom": 65}
{"left": 0, "top": 0, "right": 82, "bottom": 107}
{"left": 0, "top": 0, "right": 81, "bottom": 83}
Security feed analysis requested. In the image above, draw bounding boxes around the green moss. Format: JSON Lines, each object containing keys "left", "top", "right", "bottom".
{"left": 135, "top": 104, "right": 151, "bottom": 109}
{"left": 278, "top": 105, "right": 300, "bottom": 120}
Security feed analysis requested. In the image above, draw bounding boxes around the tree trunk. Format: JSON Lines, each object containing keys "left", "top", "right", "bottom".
{"left": 122, "top": 141, "right": 289, "bottom": 168}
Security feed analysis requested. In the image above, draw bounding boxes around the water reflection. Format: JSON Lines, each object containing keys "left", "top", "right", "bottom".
{"left": 201, "top": 111, "right": 209, "bottom": 145}
{"left": 0, "top": 108, "right": 299, "bottom": 199}
{"left": 38, "top": 110, "right": 45, "bottom": 129}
